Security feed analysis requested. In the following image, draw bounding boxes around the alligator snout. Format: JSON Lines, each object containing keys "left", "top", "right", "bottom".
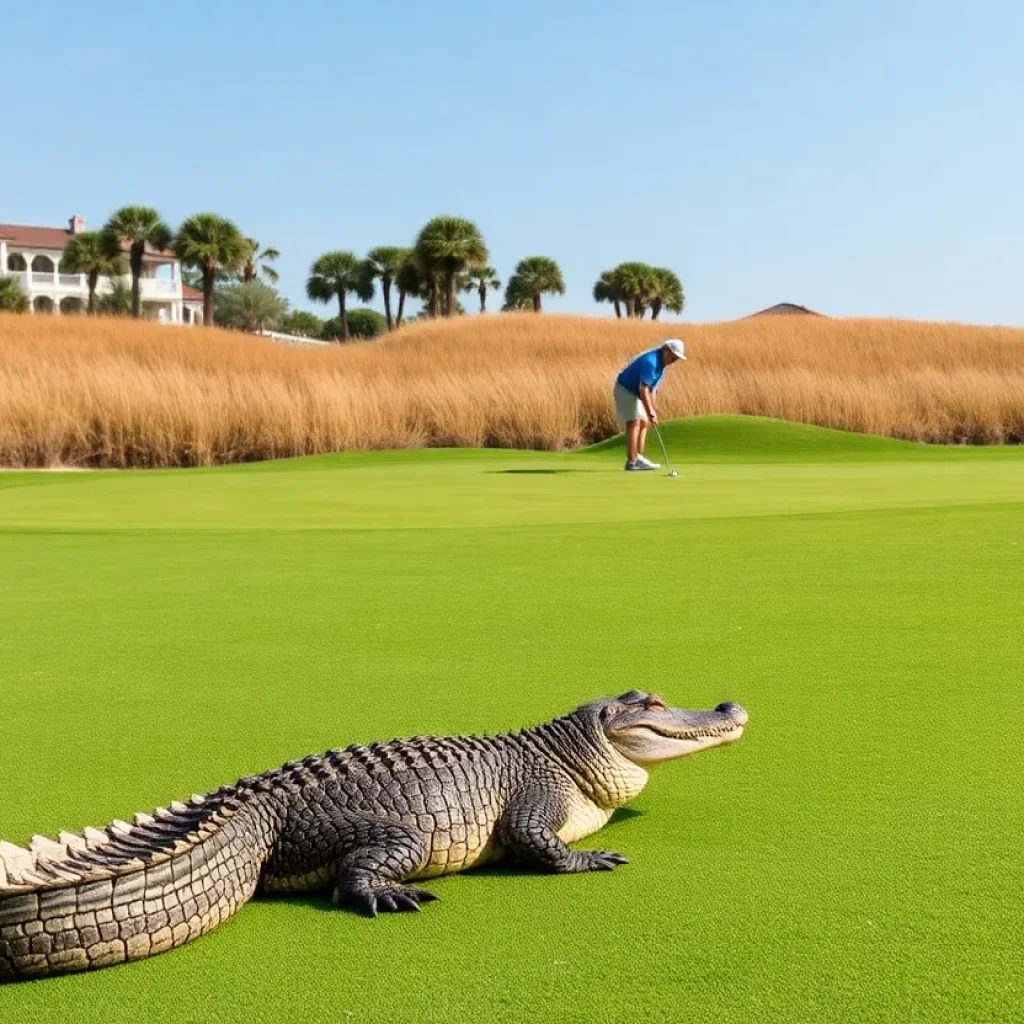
{"left": 714, "top": 702, "right": 748, "bottom": 725}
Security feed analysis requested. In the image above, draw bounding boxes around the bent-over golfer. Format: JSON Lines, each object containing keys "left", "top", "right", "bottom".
{"left": 613, "top": 338, "right": 686, "bottom": 471}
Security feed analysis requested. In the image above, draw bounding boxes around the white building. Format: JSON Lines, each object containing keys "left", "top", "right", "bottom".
{"left": 0, "top": 215, "right": 204, "bottom": 324}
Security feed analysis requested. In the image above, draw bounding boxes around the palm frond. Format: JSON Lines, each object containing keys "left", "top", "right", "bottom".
{"left": 173, "top": 213, "right": 247, "bottom": 275}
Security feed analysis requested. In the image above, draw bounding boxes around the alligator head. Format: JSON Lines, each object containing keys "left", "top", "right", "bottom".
{"left": 593, "top": 690, "right": 748, "bottom": 764}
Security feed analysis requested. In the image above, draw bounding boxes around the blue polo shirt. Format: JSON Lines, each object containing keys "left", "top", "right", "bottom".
{"left": 616, "top": 348, "right": 665, "bottom": 396}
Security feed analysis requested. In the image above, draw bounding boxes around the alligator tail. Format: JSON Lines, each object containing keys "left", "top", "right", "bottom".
{"left": 0, "top": 789, "right": 271, "bottom": 981}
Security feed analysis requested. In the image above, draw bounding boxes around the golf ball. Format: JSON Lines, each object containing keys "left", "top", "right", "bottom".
{"left": 669, "top": 470, "right": 679, "bottom": 477}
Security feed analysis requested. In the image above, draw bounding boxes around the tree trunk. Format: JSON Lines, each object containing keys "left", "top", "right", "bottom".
{"left": 396, "top": 289, "right": 406, "bottom": 327}
{"left": 651, "top": 300, "right": 662, "bottom": 321}
{"left": 445, "top": 272, "right": 456, "bottom": 318}
{"left": 625, "top": 296, "right": 635, "bottom": 317}
{"left": 203, "top": 266, "right": 215, "bottom": 327}
{"left": 479, "top": 284, "right": 486, "bottom": 313}
{"left": 243, "top": 266, "right": 255, "bottom": 284}
{"left": 613, "top": 299, "right": 622, "bottom": 318}
{"left": 532, "top": 293, "right": 542, "bottom": 312}
{"left": 429, "top": 281, "right": 440, "bottom": 318}
{"left": 382, "top": 274, "right": 393, "bottom": 330}
{"left": 130, "top": 244, "right": 143, "bottom": 319}
{"left": 87, "top": 271, "right": 98, "bottom": 315}
{"left": 338, "top": 291, "right": 349, "bottom": 341}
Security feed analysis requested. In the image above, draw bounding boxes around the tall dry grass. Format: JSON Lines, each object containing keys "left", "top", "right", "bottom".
{"left": 1, "top": 312, "right": 1023, "bottom": 467}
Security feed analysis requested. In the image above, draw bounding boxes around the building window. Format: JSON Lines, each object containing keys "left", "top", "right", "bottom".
{"left": 31, "top": 255, "right": 55, "bottom": 274}
{"left": 7, "top": 253, "right": 28, "bottom": 272}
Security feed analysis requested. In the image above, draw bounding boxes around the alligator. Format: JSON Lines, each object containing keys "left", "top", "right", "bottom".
{"left": 0, "top": 690, "right": 747, "bottom": 981}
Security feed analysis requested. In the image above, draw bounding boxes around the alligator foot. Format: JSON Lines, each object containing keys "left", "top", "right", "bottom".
{"left": 569, "top": 850, "right": 629, "bottom": 872}
{"left": 334, "top": 882, "right": 439, "bottom": 917}
{"left": 328, "top": 821, "right": 433, "bottom": 917}
{"left": 499, "top": 788, "right": 632, "bottom": 875}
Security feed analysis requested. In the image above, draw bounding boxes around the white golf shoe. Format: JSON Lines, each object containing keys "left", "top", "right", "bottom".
{"left": 624, "top": 459, "right": 657, "bottom": 471}
{"left": 635, "top": 454, "right": 661, "bottom": 470}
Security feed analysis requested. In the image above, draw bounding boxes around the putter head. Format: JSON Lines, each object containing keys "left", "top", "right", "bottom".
{"left": 668, "top": 470, "right": 679, "bottom": 477}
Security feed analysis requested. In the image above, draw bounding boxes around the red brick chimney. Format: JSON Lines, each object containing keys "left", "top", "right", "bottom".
{"left": 69, "top": 215, "right": 86, "bottom": 235}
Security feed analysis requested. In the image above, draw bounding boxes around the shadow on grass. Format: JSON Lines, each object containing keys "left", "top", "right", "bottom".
{"left": 488, "top": 468, "right": 580, "bottom": 475}
{"left": 255, "top": 891, "right": 337, "bottom": 913}
{"left": 252, "top": 807, "right": 645, "bottom": 910}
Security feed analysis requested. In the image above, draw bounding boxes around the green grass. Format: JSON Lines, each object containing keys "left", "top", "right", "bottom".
{"left": 1, "top": 416, "right": 1021, "bottom": 1022}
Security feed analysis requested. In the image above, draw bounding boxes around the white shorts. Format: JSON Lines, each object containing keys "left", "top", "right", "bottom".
{"left": 613, "top": 382, "right": 647, "bottom": 424}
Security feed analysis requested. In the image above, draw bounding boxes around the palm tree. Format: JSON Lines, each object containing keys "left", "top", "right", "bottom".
{"left": 507, "top": 257, "right": 565, "bottom": 312}
{"left": 647, "top": 267, "right": 685, "bottom": 320}
{"left": 463, "top": 265, "right": 501, "bottom": 313}
{"left": 424, "top": 268, "right": 445, "bottom": 318}
{"left": 364, "top": 246, "right": 411, "bottom": 330}
{"left": 414, "top": 216, "right": 487, "bottom": 318}
{"left": 60, "top": 231, "right": 124, "bottom": 314}
{"left": 0, "top": 275, "right": 29, "bottom": 313}
{"left": 501, "top": 276, "right": 533, "bottom": 311}
{"left": 240, "top": 239, "right": 280, "bottom": 284}
{"left": 215, "top": 281, "right": 288, "bottom": 333}
{"left": 306, "top": 251, "right": 373, "bottom": 341}
{"left": 611, "top": 262, "right": 656, "bottom": 318}
{"left": 104, "top": 206, "right": 172, "bottom": 318}
{"left": 394, "top": 257, "right": 422, "bottom": 327}
{"left": 173, "top": 214, "right": 248, "bottom": 327}
{"left": 97, "top": 277, "right": 133, "bottom": 317}
{"left": 593, "top": 270, "right": 623, "bottom": 318}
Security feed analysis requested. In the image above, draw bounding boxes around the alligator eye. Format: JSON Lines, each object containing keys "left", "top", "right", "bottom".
{"left": 647, "top": 699, "right": 668, "bottom": 711}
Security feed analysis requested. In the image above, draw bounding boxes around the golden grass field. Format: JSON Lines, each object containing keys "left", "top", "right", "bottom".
{"left": 1, "top": 311, "right": 1022, "bottom": 467}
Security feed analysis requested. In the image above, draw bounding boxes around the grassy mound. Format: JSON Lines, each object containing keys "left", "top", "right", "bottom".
{"left": 584, "top": 415, "right": 1024, "bottom": 462}
{"left": 2, "top": 426, "right": 1022, "bottom": 1020}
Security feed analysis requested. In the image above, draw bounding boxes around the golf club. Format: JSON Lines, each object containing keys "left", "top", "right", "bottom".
{"left": 651, "top": 421, "right": 679, "bottom": 477}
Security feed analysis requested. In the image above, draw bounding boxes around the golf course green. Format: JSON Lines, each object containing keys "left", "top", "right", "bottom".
{"left": 2, "top": 416, "right": 1021, "bottom": 1022}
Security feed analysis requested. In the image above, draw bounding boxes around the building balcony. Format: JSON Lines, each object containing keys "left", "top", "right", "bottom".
{"left": 11, "top": 271, "right": 182, "bottom": 300}
{"left": 136, "top": 278, "right": 181, "bottom": 299}
{"left": 9, "top": 270, "right": 86, "bottom": 292}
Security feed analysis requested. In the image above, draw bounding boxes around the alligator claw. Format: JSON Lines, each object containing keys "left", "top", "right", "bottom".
{"left": 357, "top": 885, "right": 439, "bottom": 916}
{"left": 577, "top": 850, "right": 629, "bottom": 872}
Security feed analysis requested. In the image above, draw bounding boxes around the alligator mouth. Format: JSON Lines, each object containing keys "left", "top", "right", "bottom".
{"left": 635, "top": 721, "right": 744, "bottom": 742}
{"left": 606, "top": 703, "right": 748, "bottom": 763}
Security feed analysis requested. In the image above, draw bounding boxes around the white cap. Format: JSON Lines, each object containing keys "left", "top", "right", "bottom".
{"left": 663, "top": 338, "right": 687, "bottom": 360}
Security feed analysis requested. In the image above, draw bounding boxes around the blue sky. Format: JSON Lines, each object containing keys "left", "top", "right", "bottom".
{"left": 5, "top": 0, "right": 1022, "bottom": 324}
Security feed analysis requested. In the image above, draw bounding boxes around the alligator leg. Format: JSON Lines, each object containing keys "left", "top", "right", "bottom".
{"left": 499, "top": 786, "right": 629, "bottom": 873}
{"left": 330, "top": 819, "right": 438, "bottom": 917}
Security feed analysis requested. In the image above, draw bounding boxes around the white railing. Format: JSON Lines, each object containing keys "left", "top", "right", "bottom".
{"left": 5, "top": 272, "right": 29, "bottom": 288}
{"left": 140, "top": 278, "right": 179, "bottom": 298}
{"left": 255, "top": 329, "right": 331, "bottom": 346}
{"left": 22, "top": 272, "right": 86, "bottom": 291}
{"left": 92, "top": 278, "right": 180, "bottom": 298}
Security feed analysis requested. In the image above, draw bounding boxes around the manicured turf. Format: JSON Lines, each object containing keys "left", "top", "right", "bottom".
{"left": 2, "top": 417, "right": 1021, "bottom": 1022}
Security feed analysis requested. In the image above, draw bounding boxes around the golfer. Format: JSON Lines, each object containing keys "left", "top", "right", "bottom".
{"left": 613, "top": 339, "right": 686, "bottom": 471}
